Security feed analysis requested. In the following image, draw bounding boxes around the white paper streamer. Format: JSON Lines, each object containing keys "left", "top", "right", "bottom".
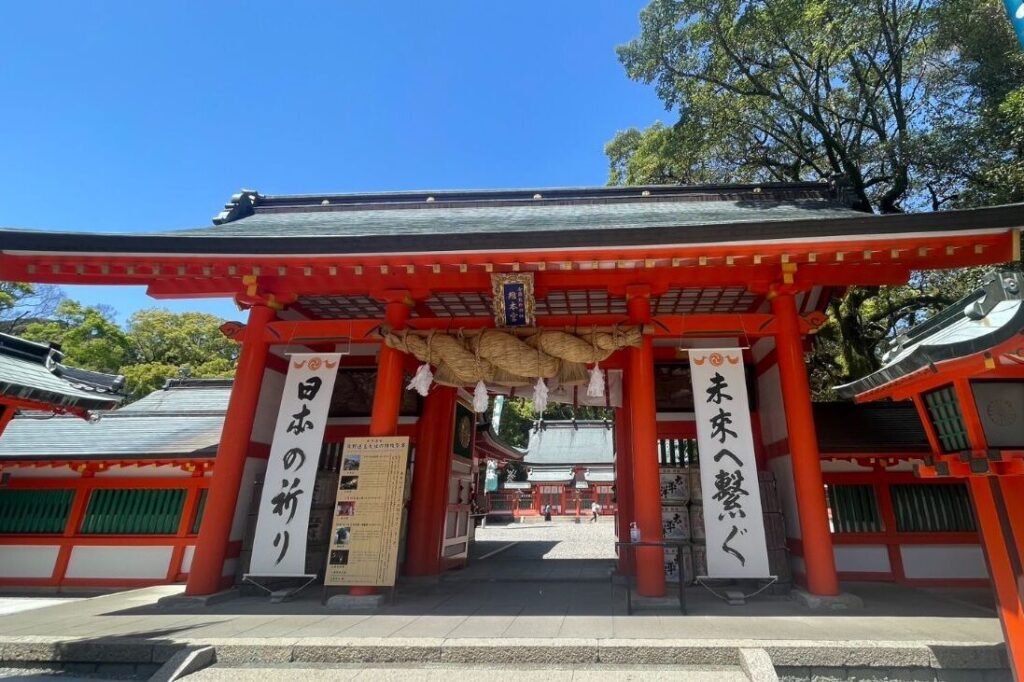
{"left": 406, "top": 363, "right": 434, "bottom": 397}
{"left": 532, "top": 377, "right": 549, "bottom": 414}
{"left": 586, "top": 364, "right": 605, "bottom": 398}
{"left": 473, "top": 380, "right": 489, "bottom": 412}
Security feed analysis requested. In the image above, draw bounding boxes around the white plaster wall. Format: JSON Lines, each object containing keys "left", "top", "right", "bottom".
{"left": 834, "top": 545, "right": 890, "bottom": 573}
{"left": 180, "top": 545, "right": 195, "bottom": 573}
{"left": 95, "top": 466, "right": 193, "bottom": 478}
{"left": 250, "top": 367, "right": 286, "bottom": 445}
{"left": 757, "top": 365, "right": 788, "bottom": 446}
{"left": 0, "top": 546, "right": 59, "bottom": 578}
{"left": 900, "top": 545, "right": 989, "bottom": 579}
{"left": 229, "top": 457, "right": 268, "bottom": 542}
{"left": 65, "top": 546, "right": 172, "bottom": 580}
{"left": 768, "top": 455, "right": 801, "bottom": 539}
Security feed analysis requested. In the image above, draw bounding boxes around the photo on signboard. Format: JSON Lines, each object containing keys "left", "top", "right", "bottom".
{"left": 339, "top": 476, "right": 359, "bottom": 491}
{"left": 329, "top": 549, "right": 350, "bottom": 566}
{"left": 333, "top": 526, "right": 351, "bottom": 547}
{"left": 336, "top": 500, "right": 356, "bottom": 517}
{"left": 342, "top": 455, "right": 361, "bottom": 471}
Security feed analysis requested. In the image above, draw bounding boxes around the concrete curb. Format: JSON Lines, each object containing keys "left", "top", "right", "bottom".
{"left": 740, "top": 648, "right": 780, "bottom": 682}
{"left": 0, "top": 635, "right": 1009, "bottom": 674}
{"left": 149, "top": 646, "right": 216, "bottom": 682}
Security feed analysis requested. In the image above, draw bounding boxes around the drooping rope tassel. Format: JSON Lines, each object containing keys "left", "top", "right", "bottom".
{"left": 473, "top": 380, "right": 489, "bottom": 413}
{"left": 407, "top": 363, "right": 433, "bottom": 397}
{"left": 586, "top": 363, "right": 605, "bottom": 398}
{"left": 532, "top": 377, "right": 549, "bottom": 414}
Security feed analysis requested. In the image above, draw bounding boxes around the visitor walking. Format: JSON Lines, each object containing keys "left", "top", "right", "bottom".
{"left": 590, "top": 500, "right": 601, "bottom": 522}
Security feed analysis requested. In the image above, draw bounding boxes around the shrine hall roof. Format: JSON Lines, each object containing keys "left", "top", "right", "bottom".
{"left": 837, "top": 271, "right": 1024, "bottom": 399}
{"left": 526, "top": 420, "right": 615, "bottom": 465}
{"left": 0, "top": 334, "right": 124, "bottom": 414}
{"left": 2, "top": 182, "right": 1021, "bottom": 257}
{"left": 0, "top": 379, "right": 228, "bottom": 460}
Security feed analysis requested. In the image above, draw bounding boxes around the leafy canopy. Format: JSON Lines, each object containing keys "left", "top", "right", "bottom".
{"left": 18, "top": 300, "right": 238, "bottom": 400}
{"left": 609, "top": 0, "right": 1024, "bottom": 391}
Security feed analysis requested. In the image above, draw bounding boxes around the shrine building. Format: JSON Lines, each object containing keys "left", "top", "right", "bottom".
{"left": 0, "top": 182, "right": 1021, "bottom": 673}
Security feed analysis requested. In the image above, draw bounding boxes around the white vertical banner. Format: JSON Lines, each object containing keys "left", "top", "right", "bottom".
{"left": 249, "top": 353, "right": 341, "bottom": 577}
{"left": 689, "top": 349, "right": 771, "bottom": 579}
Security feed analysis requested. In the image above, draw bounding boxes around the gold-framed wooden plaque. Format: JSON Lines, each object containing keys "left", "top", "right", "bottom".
{"left": 490, "top": 272, "right": 535, "bottom": 327}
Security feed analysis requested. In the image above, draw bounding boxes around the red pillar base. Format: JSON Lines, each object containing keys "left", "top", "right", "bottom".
{"left": 970, "top": 476, "right": 1024, "bottom": 679}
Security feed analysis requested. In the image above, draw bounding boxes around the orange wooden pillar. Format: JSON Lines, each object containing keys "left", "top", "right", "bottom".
{"left": 351, "top": 293, "right": 413, "bottom": 595}
{"left": 404, "top": 386, "right": 456, "bottom": 576}
{"left": 614, "top": 383, "right": 635, "bottom": 575}
{"left": 953, "top": 380, "right": 1024, "bottom": 679}
{"left": 771, "top": 292, "right": 839, "bottom": 596}
{"left": 369, "top": 293, "right": 413, "bottom": 437}
{"left": 186, "top": 305, "right": 274, "bottom": 595}
{"left": 626, "top": 289, "right": 665, "bottom": 597}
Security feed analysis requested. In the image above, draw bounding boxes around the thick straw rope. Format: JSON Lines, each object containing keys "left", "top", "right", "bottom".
{"left": 384, "top": 327, "right": 642, "bottom": 387}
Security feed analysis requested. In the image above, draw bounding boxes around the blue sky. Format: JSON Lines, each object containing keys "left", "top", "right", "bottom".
{"left": 0, "top": 2, "right": 665, "bottom": 323}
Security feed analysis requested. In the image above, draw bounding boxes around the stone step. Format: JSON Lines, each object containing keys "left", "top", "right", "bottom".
{"left": 0, "top": 636, "right": 1010, "bottom": 682}
{"left": 182, "top": 662, "right": 750, "bottom": 681}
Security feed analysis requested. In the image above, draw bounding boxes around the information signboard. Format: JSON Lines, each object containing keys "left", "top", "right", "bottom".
{"left": 323, "top": 436, "right": 409, "bottom": 587}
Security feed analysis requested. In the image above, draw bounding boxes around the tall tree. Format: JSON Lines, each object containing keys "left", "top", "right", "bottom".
{"left": 0, "top": 283, "right": 64, "bottom": 335}
{"left": 18, "top": 302, "right": 238, "bottom": 400}
{"left": 610, "top": 0, "right": 1023, "bottom": 391}
{"left": 613, "top": 0, "right": 941, "bottom": 213}
{"left": 20, "top": 300, "right": 132, "bottom": 373}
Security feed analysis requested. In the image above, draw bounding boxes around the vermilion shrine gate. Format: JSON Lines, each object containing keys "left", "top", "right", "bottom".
{"left": 0, "top": 182, "right": 1021, "bottom": 673}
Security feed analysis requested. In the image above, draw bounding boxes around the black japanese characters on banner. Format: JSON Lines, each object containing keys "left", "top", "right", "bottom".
{"left": 689, "top": 350, "right": 771, "bottom": 579}
{"left": 250, "top": 354, "right": 341, "bottom": 577}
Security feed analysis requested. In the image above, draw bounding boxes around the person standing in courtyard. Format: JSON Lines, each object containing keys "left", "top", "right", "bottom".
{"left": 590, "top": 500, "right": 601, "bottom": 522}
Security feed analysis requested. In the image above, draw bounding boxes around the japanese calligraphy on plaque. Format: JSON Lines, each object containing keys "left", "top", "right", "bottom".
{"left": 249, "top": 353, "right": 341, "bottom": 577}
{"left": 324, "top": 436, "right": 409, "bottom": 587}
{"left": 689, "top": 349, "right": 771, "bottom": 579}
{"left": 490, "top": 272, "right": 535, "bottom": 327}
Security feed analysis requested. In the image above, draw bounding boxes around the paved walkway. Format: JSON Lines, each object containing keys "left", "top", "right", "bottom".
{"left": 0, "top": 522, "right": 1006, "bottom": 678}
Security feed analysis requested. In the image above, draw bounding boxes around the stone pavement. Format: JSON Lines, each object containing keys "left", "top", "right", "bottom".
{"left": 183, "top": 662, "right": 748, "bottom": 680}
{"left": 0, "top": 522, "right": 1010, "bottom": 679}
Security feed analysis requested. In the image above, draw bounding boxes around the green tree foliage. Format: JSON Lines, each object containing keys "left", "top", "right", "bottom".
{"left": 610, "top": 0, "right": 1023, "bottom": 392}
{"left": 21, "top": 300, "right": 132, "bottom": 373}
{"left": 0, "top": 283, "right": 64, "bottom": 335}
{"left": 18, "top": 300, "right": 238, "bottom": 400}
{"left": 121, "top": 309, "right": 239, "bottom": 397}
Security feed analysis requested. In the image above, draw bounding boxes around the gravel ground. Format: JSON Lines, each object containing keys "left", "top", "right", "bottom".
{"left": 474, "top": 519, "right": 617, "bottom": 559}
